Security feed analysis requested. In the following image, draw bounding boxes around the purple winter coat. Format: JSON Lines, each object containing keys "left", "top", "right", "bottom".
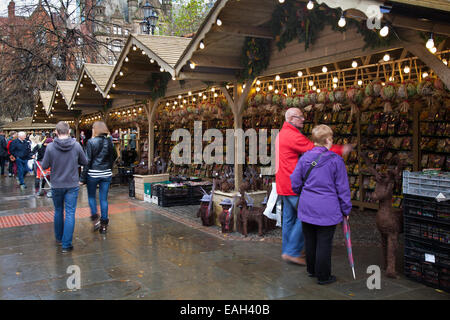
{"left": 290, "top": 146, "right": 352, "bottom": 226}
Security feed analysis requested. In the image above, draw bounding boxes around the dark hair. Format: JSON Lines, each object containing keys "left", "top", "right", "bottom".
{"left": 55, "top": 121, "right": 70, "bottom": 135}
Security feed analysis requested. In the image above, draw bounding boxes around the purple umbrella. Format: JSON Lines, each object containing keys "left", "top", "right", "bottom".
{"left": 342, "top": 217, "right": 356, "bottom": 279}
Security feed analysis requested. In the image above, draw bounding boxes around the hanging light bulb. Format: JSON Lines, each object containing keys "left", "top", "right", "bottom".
{"left": 379, "top": 26, "right": 389, "bottom": 37}
{"left": 132, "top": 46, "right": 137, "bottom": 51}
{"left": 287, "top": 83, "right": 292, "bottom": 89}
{"left": 125, "top": 57, "right": 129, "bottom": 62}
{"left": 316, "top": 89, "right": 321, "bottom": 93}
{"left": 338, "top": 15, "right": 346, "bottom": 28}
{"left": 278, "top": 0, "right": 285, "bottom": 3}
{"left": 292, "top": 88, "right": 296, "bottom": 93}
{"left": 188, "top": 91, "right": 192, "bottom": 95}
{"left": 274, "top": 89, "right": 279, "bottom": 94}
{"left": 119, "top": 71, "right": 124, "bottom": 76}
{"left": 426, "top": 34, "right": 434, "bottom": 49}
{"left": 307, "top": 1, "right": 314, "bottom": 10}
{"left": 216, "top": 18, "right": 222, "bottom": 26}
{"left": 268, "top": 85, "right": 273, "bottom": 91}
{"left": 352, "top": 61, "right": 358, "bottom": 68}
{"left": 312, "top": 86, "right": 317, "bottom": 91}
{"left": 275, "top": 75, "right": 281, "bottom": 81}
{"left": 333, "top": 83, "right": 338, "bottom": 89}
{"left": 389, "top": 76, "right": 394, "bottom": 82}
{"left": 190, "top": 61, "right": 196, "bottom": 69}
{"left": 322, "top": 66, "right": 328, "bottom": 73}
{"left": 199, "top": 41, "right": 205, "bottom": 49}
{"left": 443, "top": 59, "right": 448, "bottom": 66}
{"left": 256, "top": 87, "right": 261, "bottom": 92}
{"left": 333, "top": 76, "right": 338, "bottom": 83}
{"left": 358, "top": 80, "right": 363, "bottom": 86}
{"left": 308, "top": 80, "right": 314, "bottom": 86}
{"left": 256, "top": 80, "right": 261, "bottom": 85}
{"left": 297, "top": 71, "right": 303, "bottom": 77}
{"left": 430, "top": 47, "right": 437, "bottom": 54}
{"left": 422, "top": 72, "right": 429, "bottom": 78}
{"left": 383, "top": 54, "right": 390, "bottom": 62}
{"left": 404, "top": 66, "right": 410, "bottom": 74}
{"left": 150, "top": 59, "right": 154, "bottom": 63}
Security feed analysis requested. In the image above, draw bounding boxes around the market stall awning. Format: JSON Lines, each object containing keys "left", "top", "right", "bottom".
{"left": 104, "top": 34, "right": 191, "bottom": 102}
{"left": 69, "top": 63, "right": 115, "bottom": 114}
{"left": 48, "top": 81, "right": 81, "bottom": 120}
{"left": 32, "top": 91, "right": 54, "bottom": 124}
{"left": 1, "top": 117, "right": 57, "bottom": 131}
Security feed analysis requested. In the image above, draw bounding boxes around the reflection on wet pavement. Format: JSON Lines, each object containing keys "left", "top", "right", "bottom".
{"left": 0, "top": 176, "right": 448, "bottom": 300}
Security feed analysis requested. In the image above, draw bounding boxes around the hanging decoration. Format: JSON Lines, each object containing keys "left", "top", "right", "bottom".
{"left": 145, "top": 72, "right": 172, "bottom": 101}
{"left": 271, "top": 1, "right": 395, "bottom": 52}
{"left": 238, "top": 37, "right": 271, "bottom": 82}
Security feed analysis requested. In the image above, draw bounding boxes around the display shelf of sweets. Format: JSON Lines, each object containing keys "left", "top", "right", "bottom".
{"left": 419, "top": 108, "right": 450, "bottom": 171}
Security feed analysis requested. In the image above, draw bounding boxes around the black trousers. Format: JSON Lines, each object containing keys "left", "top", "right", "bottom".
{"left": 302, "top": 222, "right": 336, "bottom": 281}
{"left": 0, "top": 156, "right": 5, "bottom": 175}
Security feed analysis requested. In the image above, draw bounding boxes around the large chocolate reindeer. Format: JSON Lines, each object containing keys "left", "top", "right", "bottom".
{"left": 362, "top": 152, "right": 404, "bottom": 278}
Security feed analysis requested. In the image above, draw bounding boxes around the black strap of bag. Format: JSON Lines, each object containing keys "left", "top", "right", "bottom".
{"left": 296, "top": 151, "right": 326, "bottom": 208}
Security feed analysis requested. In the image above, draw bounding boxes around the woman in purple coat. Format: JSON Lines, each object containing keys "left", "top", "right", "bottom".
{"left": 290, "top": 125, "right": 352, "bottom": 285}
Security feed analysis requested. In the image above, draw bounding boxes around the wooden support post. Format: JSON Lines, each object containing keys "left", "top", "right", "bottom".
{"left": 144, "top": 98, "right": 161, "bottom": 167}
{"left": 220, "top": 79, "right": 254, "bottom": 191}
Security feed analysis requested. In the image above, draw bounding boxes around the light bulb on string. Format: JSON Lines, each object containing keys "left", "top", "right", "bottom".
{"left": 278, "top": 0, "right": 285, "bottom": 3}
{"left": 383, "top": 54, "right": 390, "bottom": 62}
{"left": 333, "top": 83, "right": 338, "bottom": 89}
{"left": 150, "top": 59, "right": 154, "bottom": 63}
{"left": 430, "top": 47, "right": 437, "bottom": 54}
{"left": 322, "top": 66, "right": 328, "bottom": 73}
{"left": 312, "top": 85, "right": 317, "bottom": 91}
{"left": 274, "top": 89, "right": 279, "bottom": 94}
{"left": 379, "top": 26, "right": 389, "bottom": 37}
{"left": 404, "top": 66, "right": 410, "bottom": 74}
{"left": 358, "top": 80, "right": 363, "bottom": 86}
{"left": 297, "top": 71, "right": 303, "bottom": 77}
{"left": 256, "top": 87, "right": 261, "bottom": 92}
{"left": 426, "top": 34, "right": 434, "bottom": 49}
{"left": 216, "top": 18, "right": 222, "bottom": 26}
{"left": 275, "top": 75, "right": 281, "bottom": 81}
{"left": 443, "top": 59, "right": 448, "bottom": 66}
{"left": 199, "top": 41, "right": 205, "bottom": 49}
{"left": 308, "top": 80, "right": 314, "bottom": 86}
{"left": 352, "top": 61, "right": 358, "bottom": 68}
{"left": 307, "top": 1, "right": 314, "bottom": 10}
{"left": 338, "top": 15, "right": 346, "bottom": 28}
{"left": 333, "top": 76, "right": 338, "bottom": 83}
{"left": 422, "top": 72, "right": 429, "bottom": 78}
{"left": 268, "top": 85, "right": 273, "bottom": 91}
{"left": 292, "top": 88, "right": 296, "bottom": 93}
{"left": 287, "top": 83, "right": 292, "bottom": 89}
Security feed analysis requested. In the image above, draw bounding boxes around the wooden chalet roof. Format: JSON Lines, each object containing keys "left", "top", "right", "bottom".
{"left": 48, "top": 81, "right": 80, "bottom": 120}
{"left": 1, "top": 117, "right": 56, "bottom": 130}
{"left": 103, "top": 34, "right": 191, "bottom": 99}
{"left": 32, "top": 91, "right": 54, "bottom": 124}
{"left": 84, "top": 64, "right": 115, "bottom": 94}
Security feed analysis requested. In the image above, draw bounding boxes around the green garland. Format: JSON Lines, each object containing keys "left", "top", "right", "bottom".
{"left": 145, "top": 72, "right": 172, "bottom": 101}
{"left": 271, "top": 1, "right": 395, "bottom": 52}
{"left": 238, "top": 37, "right": 271, "bottom": 82}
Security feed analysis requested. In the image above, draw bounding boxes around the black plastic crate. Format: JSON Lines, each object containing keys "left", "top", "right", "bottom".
{"left": 404, "top": 217, "right": 450, "bottom": 245}
{"left": 151, "top": 183, "right": 191, "bottom": 207}
{"left": 404, "top": 256, "right": 450, "bottom": 292}
{"left": 403, "top": 195, "right": 450, "bottom": 223}
{"left": 404, "top": 238, "right": 450, "bottom": 268}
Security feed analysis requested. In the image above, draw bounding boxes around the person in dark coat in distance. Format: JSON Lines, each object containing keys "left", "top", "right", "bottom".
{"left": 290, "top": 124, "right": 352, "bottom": 285}
{"left": 0, "top": 130, "right": 8, "bottom": 176}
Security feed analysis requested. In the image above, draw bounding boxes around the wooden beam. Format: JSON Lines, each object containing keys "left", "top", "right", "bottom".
{"left": 387, "top": 14, "right": 450, "bottom": 37}
{"left": 212, "top": 24, "right": 273, "bottom": 39}
{"left": 178, "top": 72, "right": 236, "bottom": 82}
{"left": 191, "top": 53, "right": 243, "bottom": 69}
{"left": 399, "top": 29, "right": 450, "bottom": 88}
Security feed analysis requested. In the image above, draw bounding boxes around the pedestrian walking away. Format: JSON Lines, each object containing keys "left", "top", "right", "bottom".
{"left": 275, "top": 108, "right": 352, "bottom": 265}
{"left": 6, "top": 132, "right": 18, "bottom": 177}
{"left": 9, "top": 132, "right": 34, "bottom": 190}
{"left": 41, "top": 121, "right": 88, "bottom": 253}
{"left": 0, "top": 130, "right": 8, "bottom": 176}
{"left": 80, "top": 121, "right": 117, "bottom": 234}
{"left": 32, "top": 137, "right": 53, "bottom": 197}
{"left": 290, "top": 125, "right": 352, "bottom": 285}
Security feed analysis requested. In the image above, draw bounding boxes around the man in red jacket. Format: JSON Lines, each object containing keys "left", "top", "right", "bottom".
{"left": 276, "top": 108, "right": 352, "bottom": 265}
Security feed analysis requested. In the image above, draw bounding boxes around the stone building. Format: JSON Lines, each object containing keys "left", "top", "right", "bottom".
{"left": 83, "top": 0, "right": 173, "bottom": 65}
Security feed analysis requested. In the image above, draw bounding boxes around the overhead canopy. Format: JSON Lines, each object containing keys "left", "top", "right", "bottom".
{"left": 174, "top": 0, "right": 450, "bottom": 84}
{"left": 1, "top": 117, "right": 56, "bottom": 131}
{"left": 70, "top": 63, "right": 115, "bottom": 114}
{"left": 104, "top": 34, "right": 191, "bottom": 102}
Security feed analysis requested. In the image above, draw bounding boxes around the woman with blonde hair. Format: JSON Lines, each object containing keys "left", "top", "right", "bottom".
{"left": 290, "top": 124, "right": 352, "bottom": 285}
{"left": 80, "top": 121, "right": 117, "bottom": 233}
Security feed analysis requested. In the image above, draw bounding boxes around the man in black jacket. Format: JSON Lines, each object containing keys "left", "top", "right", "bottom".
{"left": 0, "top": 130, "right": 8, "bottom": 176}
{"left": 9, "top": 132, "right": 34, "bottom": 189}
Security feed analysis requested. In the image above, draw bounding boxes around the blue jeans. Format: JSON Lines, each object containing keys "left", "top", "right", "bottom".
{"left": 16, "top": 157, "right": 28, "bottom": 185}
{"left": 87, "top": 176, "right": 112, "bottom": 222}
{"left": 52, "top": 187, "right": 79, "bottom": 248}
{"left": 281, "top": 195, "right": 304, "bottom": 257}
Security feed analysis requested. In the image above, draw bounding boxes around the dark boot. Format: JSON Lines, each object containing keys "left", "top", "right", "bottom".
{"left": 99, "top": 218, "right": 109, "bottom": 234}
{"left": 91, "top": 214, "right": 100, "bottom": 232}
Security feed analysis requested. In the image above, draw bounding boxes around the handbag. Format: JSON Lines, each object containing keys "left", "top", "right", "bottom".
{"left": 296, "top": 151, "right": 326, "bottom": 208}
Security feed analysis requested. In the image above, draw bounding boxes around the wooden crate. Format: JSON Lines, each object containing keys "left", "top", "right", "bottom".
{"left": 134, "top": 174, "right": 170, "bottom": 200}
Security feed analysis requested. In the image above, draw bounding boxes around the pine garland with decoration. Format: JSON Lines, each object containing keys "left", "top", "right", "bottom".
{"left": 238, "top": 37, "right": 271, "bottom": 81}
{"left": 271, "top": 1, "right": 395, "bottom": 52}
{"left": 145, "top": 72, "right": 172, "bottom": 101}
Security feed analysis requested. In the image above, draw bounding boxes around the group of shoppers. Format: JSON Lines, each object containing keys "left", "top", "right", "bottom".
{"left": 276, "top": 107, "right": 353, "bottom": 285}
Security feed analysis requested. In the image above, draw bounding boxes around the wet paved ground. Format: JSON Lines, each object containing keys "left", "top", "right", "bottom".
{"left": 0, "top": 175, "right": 449, "bottom": 300}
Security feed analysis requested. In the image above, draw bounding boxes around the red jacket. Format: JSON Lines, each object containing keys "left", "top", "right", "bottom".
{"left": 275, "top": 122, "right": 344, "bottom": 196}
